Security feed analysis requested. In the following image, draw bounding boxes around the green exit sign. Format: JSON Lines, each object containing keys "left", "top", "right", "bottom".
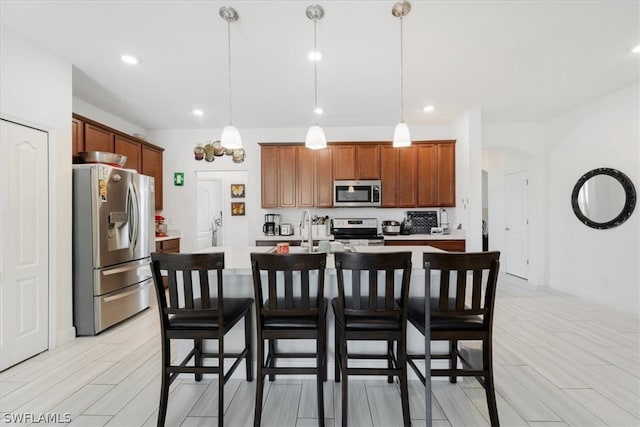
{"left": 173, "top": 172, "right": 184, "bottom": 186}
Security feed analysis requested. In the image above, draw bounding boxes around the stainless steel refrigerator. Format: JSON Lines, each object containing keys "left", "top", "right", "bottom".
{"left": 73, "top": 164, "right": 155, "bottom": 335}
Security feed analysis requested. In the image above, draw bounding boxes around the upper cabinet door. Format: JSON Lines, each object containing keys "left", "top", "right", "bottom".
{"left": 437, "top": 142, "right": 456, "bottom": 207}
{"left": 141, "top": 145, "right": 163, "bottom": 210}
{"left": 356, "top": 144, "right": 380, "bottom": 179}
{"left": 396, "top": 146, "right": 417, "bottom": 207}
{"left": 314, "top": 147, "right": 333, "bottom": 207}
{"left": 380, "top": 146, "right": 398, "bottom": 207}
{"left": 84, "top": 123, "right": 114, "bottom": 153}
{"left": 278, "top": 146, "right": 297, "bottom": 207}
{"left": 332, "top": 145, "right": 357, "bottom": 180}
{"left": 417, "top": 144, "right": 437, "bottom": 206}
{"left": 297, "top": 146, "right": 314, "bottom": 207}
{"left": 261, "top": 146, "right": 279, "bottom": 208}
{"left": 72, "top": 118, "right": 84, "bottom": 161}
{"left": 114, "top": 135, "right": 142, "bottom": 172}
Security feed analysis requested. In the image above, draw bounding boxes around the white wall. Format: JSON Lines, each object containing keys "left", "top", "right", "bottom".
{"left": 148, "top": 123, "right": 468, "bottom": 252}
{"left": 454, "top": 108, "right": 483, "bottom": 252}
{"left": 547, "top": 84, "right": 639, "bottom": 313}
{"left": 482, "top": 123, "right": 547, "bottom": 286}
{"left": 0, "top": 26, "right": 75, "bottom": 345}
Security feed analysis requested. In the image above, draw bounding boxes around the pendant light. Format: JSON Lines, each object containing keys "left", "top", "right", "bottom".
{"left": 305, "top": 4, "right": 327, "bottom": 150}
{"left": 392, "top": 1, "right": 411, "bottom": 148}
{"left": 219, "top": 6, "right": 242, "bottom": 149}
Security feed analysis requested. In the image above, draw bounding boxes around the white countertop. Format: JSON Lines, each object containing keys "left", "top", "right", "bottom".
{"left": 256, "top": 234, "right": 335, "bottom": 241}
{"left": 257, "top": 230, "right": 465, "bottom": 242}
{"left": 382, "top": 229, "right": 466, "bottom": 240}
{"left": 196, "top": 245, "right": 443, "bottom": 271}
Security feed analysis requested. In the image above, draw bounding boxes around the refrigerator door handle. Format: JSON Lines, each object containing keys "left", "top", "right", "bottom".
{"left": 103, "top": 279, "right": 152, "bottom": 302}
{"left": 102, "top": 261, "right": 149, "bottom": 276}
{"left": 128, "top": 181, "right": 140, "bottom": 251}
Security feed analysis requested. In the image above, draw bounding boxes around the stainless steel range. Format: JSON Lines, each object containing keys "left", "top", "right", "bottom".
{"left": 331, "top": 218, "right": 384, "bottom": 246}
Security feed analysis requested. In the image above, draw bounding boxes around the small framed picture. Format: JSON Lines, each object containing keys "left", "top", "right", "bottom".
{"left": 231, "top": 184, "right": 245, "bottom": 198}
{"left": 231, "top": 202, "right": 245, "bottom": 216}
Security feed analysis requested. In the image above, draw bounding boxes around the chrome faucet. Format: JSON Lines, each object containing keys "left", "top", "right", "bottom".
{"left": 300, "top": 209, "right": 312, "bottom": 253}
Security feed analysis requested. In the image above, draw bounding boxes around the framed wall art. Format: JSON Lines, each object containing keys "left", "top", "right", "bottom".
{"left": 231, "top": 202, "right": 245, "bottom": 216}
{"left": 231, "top": 183, "right": 245, "bottom": 198}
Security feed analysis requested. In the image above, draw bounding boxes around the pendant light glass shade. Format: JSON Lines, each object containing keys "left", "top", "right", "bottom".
{"left": 305, "top": 125, "right": 327, "bottom": 150}
{"left": 392, "top": 122, "right": 411, "bottom": 147}
{"left": 221, "top": 125, "right": 242, "bottom": 149}
{"left": 220, "top": 6, "right": 242, "bottom": 149}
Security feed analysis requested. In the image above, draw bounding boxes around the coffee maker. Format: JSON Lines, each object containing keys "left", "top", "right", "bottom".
{"left": 263, "top": 213, "right": 280, "bottom": 236}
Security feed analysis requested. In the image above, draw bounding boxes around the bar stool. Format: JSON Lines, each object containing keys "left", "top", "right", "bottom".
{"left": 332, "top": 251, "right": 412, "bottom": 427}
{"left": 405, "top": 251, "right": 501, "bottom": 426}
{"left": 250, "top": 252, "right": 328, "bottom": 426}
{"left": 150, "top": 252, "right": 253, "bottom": 427}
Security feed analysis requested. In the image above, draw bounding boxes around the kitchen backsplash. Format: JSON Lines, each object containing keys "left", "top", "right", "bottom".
{"left": 261, "top": 207, "right": 459, "bottom": 234}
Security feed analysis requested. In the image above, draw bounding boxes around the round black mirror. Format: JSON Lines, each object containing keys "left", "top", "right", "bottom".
{"left": 571, "top": 168, "right": 636, "bottom": 229}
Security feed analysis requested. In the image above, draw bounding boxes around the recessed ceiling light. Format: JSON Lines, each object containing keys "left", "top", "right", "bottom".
{"left": 308, "top": 51, "right": 322, "bottom": 61}
{"left": 314, "top": 107, "right": 323, "bottom": 115}
{"left": 423, "top": 105, "right": 435, "bottom": 112}
{"left": 121, "top": 54, "right": 139, "bottom": 65}
{"left": 632, "top": 45, "right": 640, "bottom": 53}
{"left": 192, "top": 109, "right": 204, "bottom": 116}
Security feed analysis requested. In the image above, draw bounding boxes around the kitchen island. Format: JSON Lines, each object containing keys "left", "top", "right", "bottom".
{"left": 191, "top": 245, "right": 435, "bottom": 421}
{"left": 194, "top": 245, "right": 438, "bottom": 351}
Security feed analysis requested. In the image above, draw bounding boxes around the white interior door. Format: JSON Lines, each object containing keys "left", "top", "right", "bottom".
{"left": 505, "top": 171, "right": 528, "bottom": 279}
{"left": 196, "top": 180, "right": 223, "bottom": 249}
{"left": 0, "top": 119, "right": 49, "bottom": 371}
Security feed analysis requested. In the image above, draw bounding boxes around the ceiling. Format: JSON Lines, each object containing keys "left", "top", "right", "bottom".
{"left": 1, "top": 0, "right": 638, "bottom": 131}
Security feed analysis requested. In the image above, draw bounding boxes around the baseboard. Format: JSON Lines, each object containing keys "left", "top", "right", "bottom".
{"left": 54, "top": 327, "right": 77, "bottom": 349}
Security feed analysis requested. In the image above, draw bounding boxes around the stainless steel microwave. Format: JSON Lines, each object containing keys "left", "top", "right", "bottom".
{"left": 333, "top": 180, "right": 381, "bottom": 207}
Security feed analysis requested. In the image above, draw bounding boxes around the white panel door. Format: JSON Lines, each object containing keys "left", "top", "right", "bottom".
{"left": 196, "top": 180, "right": 223, "bottom": 249}
{"left": 505, "top": 171, "right": 528, "bottom": 279}
{"left": 0, "top": 119, "right": 49, "bottom": 371}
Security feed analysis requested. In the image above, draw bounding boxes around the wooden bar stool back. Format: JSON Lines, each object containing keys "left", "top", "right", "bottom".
{"left": 332, "top": 251, "right": 412, "bottom": 427}
{"left": 405, "top": 251, "right": 501, "bottom": 426}
{"left": 150, "top": 252, "right": 253, "bottom": 427}
{"left": 250, "top": 252, "right": 328, "bottom": 427}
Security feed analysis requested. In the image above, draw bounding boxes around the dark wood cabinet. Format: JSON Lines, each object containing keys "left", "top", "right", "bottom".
{"left": 332, "top": 145, "right": 357, "bottom": 180}
{"left": 260, "top": 145, "right": 297, "bottom": 208}
{"left": 278, "top": 146, "right": 297, "bottom": 207}
{"left": 332, "top": 143, "right": 380, "bottom": 180}
{"left": 260, "top": 141, "right": 454, "bottom": 208}
{"left": 261, "top": 145, "right": 279, "bottom": 208}
{"left": 384, "top": 239, "right": 465, "bottom": 252}
{"left": 417, "top": 144, "right": 437, "bottom": 206}
{"left": 417, "top": 142, "right": 455, "bottom": 207}
{"left": 72, "top": 117, "right": 84, "bottom": 161}
{"left": 84, "top": 123, "right": 114, "bottom": 153}
{"left": 357, "top": 144, "right": 381, "bottom": 179}
{"left": 73, "top": 114, "right": 164, "bottom": 210}
{"left": 262, "top": 145, "right": 333, "bottom": 208}
{"left": 314, "top": 147, "right": 333, "bottom": 207}
{"left": 155, "top": 238, "right": 180, "bottom": 253}
{"left": 142, "top": 145, "right": 163, "bottom": 210}
{"left": 297, "top": 146, "right": 314, "bottom": 207}
{"left": 437, "top": 142, "right": 456, "bottom": 207}
{"left": 381, "top": 145, "right": 417, "bottom": 207}
{"left": 114, "top": 135, "right": 142, "bottom": 171}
